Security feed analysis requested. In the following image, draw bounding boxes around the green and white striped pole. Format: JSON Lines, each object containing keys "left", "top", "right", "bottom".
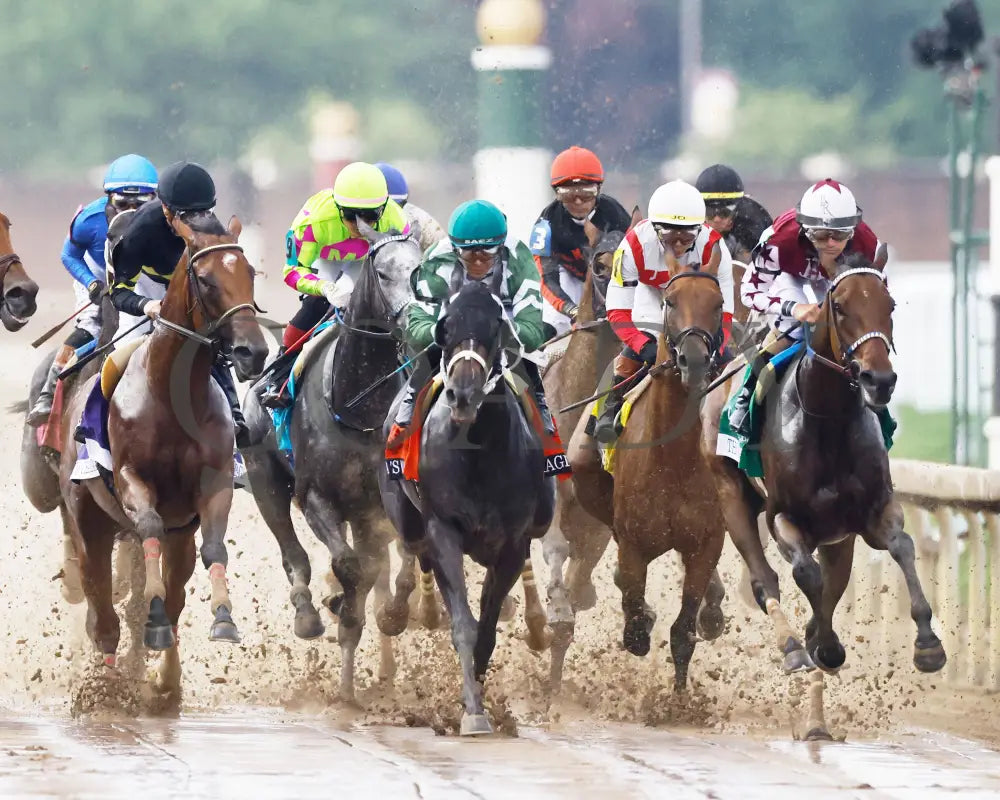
{"left": 472, "top": 0, "right": 551, "bottom": 242}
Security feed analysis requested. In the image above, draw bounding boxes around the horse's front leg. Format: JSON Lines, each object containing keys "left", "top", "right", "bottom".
{"left": 427, "top": 516, "right": 489, "bottom": 736}
{"left": 481, "top": 539, "right": 532, "bottom": 676}
{"left": 197, "top": 483, "right": 240, "bottom": 643}
{"left": 773, "top": 513, "right": 827, "bottom": 670}
{"left": 117, "top": 467, "right": 173, "bottom": 650}
{"left": 616, "top": 536, "right": 656, "bottom": 656}
{"left": 151, "top": 532, "right": 197, "bottom": 699}
{"left": 520, "top": 542, "right": 552, "bottom": 652}
{"left": 862, "top": 501, "right": 947, "bottom": 673}
{"left": 807, "top": 537, "right": 855, "bottom": 672}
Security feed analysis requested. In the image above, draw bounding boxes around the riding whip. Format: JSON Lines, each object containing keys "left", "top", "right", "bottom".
{"left": 57, "top": 317, "right": 150, "bottom": 380}
{"left": 31, "top": 301, "right": 94, "bottom": 349}
{"left": 540, "top": 318, "right": 606, "bottom": 349}
{"left": 344, "top": 342, "right": 434, "bottom": 410}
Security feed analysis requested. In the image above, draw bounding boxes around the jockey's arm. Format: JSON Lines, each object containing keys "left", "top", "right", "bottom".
{"left": 507, "top": 241, "right": 545, "bottom": 352}
{"left": 61, "top": 235, "right": 98, "bottom": 289}
{"left": 740, "top": 246, "right": 783, "bottom": 316}
{"left": 282, "top": 227, "right": 326, "bottom": 297}
{"left": 529, "top": 219, "right": 576, "bottom": 316}
{"left": 712, "top": 239, "right": 735, "bottom": 345}
{"left": 108, "top": 234, "right": 154, "bottom": 316}
{"left": 405, "top": 259, "right": 447, "bottom": 352}
{"left": 605, "top": 238, "right": 654, "bottom": 355}
{"left": 61, "top": 210, "right": 106, "bottom": 288}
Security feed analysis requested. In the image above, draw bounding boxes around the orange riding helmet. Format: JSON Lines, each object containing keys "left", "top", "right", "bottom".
{"left": 550, "top": 146, "right": 605, "bottom": 187}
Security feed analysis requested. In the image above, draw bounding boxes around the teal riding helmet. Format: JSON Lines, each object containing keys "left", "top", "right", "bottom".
{"left": 448, "top": 200, "right": 507, "bottom": 248}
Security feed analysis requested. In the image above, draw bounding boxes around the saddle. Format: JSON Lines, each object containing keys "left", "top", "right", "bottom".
{"left": 100, "top": 335, "right": 147, "bottom": 399}
{"left": 587, "top": 374, "right": 653, "bottom": 475}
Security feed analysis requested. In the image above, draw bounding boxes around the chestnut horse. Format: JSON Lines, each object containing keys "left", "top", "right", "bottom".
{"left": 568, "top": 265, "right": 728, "bottom": 692}
{"left": 60, "top": 213, "right": 266, "bottom": 692}
{"left": 0, "top": 211, "right": 39, "bottom": 329}
{"left": 712, "top": 251, "right": 946, "bottom": 738}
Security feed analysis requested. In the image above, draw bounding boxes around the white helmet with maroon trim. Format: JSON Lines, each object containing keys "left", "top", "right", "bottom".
{"left": 796, "top": 179, "right": 861, "bottom": 230}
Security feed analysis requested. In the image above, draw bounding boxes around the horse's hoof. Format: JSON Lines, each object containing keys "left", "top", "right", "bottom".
{"left": 623, "top": 615, "right": 652, "bottom": 657}
{"left": 294, "top": 607, "right": 326, "bottom": 640}
{"left": 460, "top": 713, "right": 493, "bottom": 736}
{"left": 61, "top": 582, "right": 85, "bottom": 605}
{"left": 525, "top": 622, "right": 553, "bottom": 653}
{"left": 569, "top": 579, "right": 598, "bottom": 612}
{"left": 144, "top": 623, "right": 175, "bottom": 651}
{"left": 209, "top": 607, "right": 241, "bottom": 644}
{"left": 498, "top": 595, "right": 517, "bottom": 623}
{"left": 696, "top": 604, "right": 726, "bottom": 642}
{"left": 805, "top": 726, "right": 834, "bottom": 742}
{"left": 376, "top": 604, "right": 409, "bottom": 637}
{"left": 810, "top": 640, "right": 846, "bottom": 673}
{"left": 914, "top": 639, "right": 947, "bottom": 673}
{"left": 782, "top": 638, "right": 814, "bottom": 673}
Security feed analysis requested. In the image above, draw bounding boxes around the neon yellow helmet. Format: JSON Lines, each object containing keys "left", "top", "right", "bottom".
{"left": 333, "top": 162, "right": 389, "bottom": 210}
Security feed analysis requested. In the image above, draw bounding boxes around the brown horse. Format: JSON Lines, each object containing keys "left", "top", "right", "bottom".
{"left": 0, "top": 211, "right": 39, "bottom": 329}
{"left": 60, "top": 213, "right": 267, "bottom": 693}
{"left": 712, "top": 251, "right": 946, "bottom": 738}
{"left": 540, "top": 217, "right": 634, "bottom": 690}
{"left": 568, "top": 265, "right": 728, "bottom": 692}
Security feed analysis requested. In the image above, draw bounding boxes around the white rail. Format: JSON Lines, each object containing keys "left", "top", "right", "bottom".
{"left": 840, "top": 458, "right": 1000, "bottom": 688}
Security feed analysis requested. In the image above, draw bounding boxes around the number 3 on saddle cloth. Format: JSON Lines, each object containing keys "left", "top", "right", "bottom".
{"left": 384, "top": 373, "right": 573, "bottom": 483}
{"left": 715, "top": 342, "right": 897, "bottom": 479}
{"left": 68, "top": 339, "right": 248, "bottom": 489}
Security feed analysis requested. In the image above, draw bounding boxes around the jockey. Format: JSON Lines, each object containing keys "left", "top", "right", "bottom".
{"left": 375, "top": 162, "right": 446, "bottom": 253}
{"left": 727, "top": 178, "right": 882, "bottom": 437}
{"left": 107, "top": 160, "right": 251, "bottom": 447}
{"left": 26, "top": 154, "right": 158, "bottom": 427}
{"left": 259, "top": 161, "right": 410, "bottom": 408}
{"left": 530, "top": 146, "right": 633, "bottom": 338}
{"left": 386, "top": 199, "right": 549, "bottom": 447}
{"left": 591, "top": 179, "right": 735, "bottom": 443}
{"left": 696, "top": 163, "right": 773, "bottom": 263}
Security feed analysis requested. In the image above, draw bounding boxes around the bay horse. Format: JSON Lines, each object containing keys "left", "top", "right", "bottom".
{"left": 567, "top": 264, "right": 728, "bottom": 693}
{"left": 712, "top": 250, "right": 946, "bottom": 738}
{"left": 60, "top": 213, "right": 266, "bottom": 691}
{"left": 0, "top": 211, "right": 39, "bottom": 329}
{"left": 539, "top": 217, "right": 633, "bottom": 690}
{"left": 241, "top": 223, "right": 422, "bottom": 703}
{"left": 379, "top": 281, "right": 556, "bottom": 735}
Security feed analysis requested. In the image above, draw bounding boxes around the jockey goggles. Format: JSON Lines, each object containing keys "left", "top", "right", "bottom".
{"left": 555, "top": 183, "right": 600, "bottom": 202}
{"left": 457, "top": 244, "right": 501, "bottom": 257}
{"left": 806, "top": 227, "right": 854, "bottom": 243}
{"left": 339, "top": 204, "right": 386, "bottom": 225}
{"left": 652, "top": 222, "right": 699, "bottom": 247}
{"left": 705, "top": 202, "right": 737, "bottom": 219}
{"left": 108, "top": 191, "right": 156, "bottom": 210}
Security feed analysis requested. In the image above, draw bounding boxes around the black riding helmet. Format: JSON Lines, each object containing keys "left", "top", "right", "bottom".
{"left": 158, "top": 161, "right": 216, "bottom": 212}
{"left": 695, "top": 164, "right": 745, "bottom": 202}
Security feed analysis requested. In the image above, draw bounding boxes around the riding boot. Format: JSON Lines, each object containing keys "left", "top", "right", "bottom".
{"left": 212, "top": 363, "right": 250, "bottom": 449}
{"left": 387, "top": 347, "right": 438, "bottom": 449}
{"left": 27, "top": 344, "right": 75, "bottom": 427}
{"left": 259, "top": 347, "right": 293, "bottom": 410}
{"left": 728, "top": 348, "right": 771, "bottom": 439}
{"left": 522, "top": 360, "right": 555, "bottom": 436}
{"left": 590, "top": 374, "right": 631, "bottom": 444}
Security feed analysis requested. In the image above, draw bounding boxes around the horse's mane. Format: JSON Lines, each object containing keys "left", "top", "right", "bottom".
{"left": 838, "top": 251, "right": 875, "bottom": 273}
{"left": 346, "top": 248, "right": 391, "bottom": 325}
{"left": 179, "top": 210, "right": 227, "bottom": 236}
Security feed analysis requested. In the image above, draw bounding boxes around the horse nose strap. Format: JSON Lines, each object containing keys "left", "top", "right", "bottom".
{"left": 843, "top": 331, "right": 892, "bottom": 360}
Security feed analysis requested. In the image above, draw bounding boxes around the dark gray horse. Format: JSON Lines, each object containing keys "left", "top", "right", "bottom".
{"left": 241, "top": 222, "right": 421, "bottom": 702}
{"left": 378, "top": 281, "right": 555, "bottom": 735}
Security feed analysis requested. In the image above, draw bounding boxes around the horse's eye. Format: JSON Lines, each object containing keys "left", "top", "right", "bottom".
{"left": 663, "top": 297, "right": 676, "bottom": 309}
{"left": 376, "top": 270, "right": 389, "bottom": 281}
{"left": 832, "top": 302, "right": 844, "bottom": 315}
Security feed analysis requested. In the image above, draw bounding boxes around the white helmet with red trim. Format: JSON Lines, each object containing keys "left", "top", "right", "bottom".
{"left": 796, "top": 179, "right": 861, "bottom": 230}
{"left": 648, "top": 180, "right": 705, "bottom": 227}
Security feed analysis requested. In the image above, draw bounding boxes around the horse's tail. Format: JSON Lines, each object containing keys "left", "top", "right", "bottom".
{"left": 7, "top": 400, "right": 27, "bottom": 415}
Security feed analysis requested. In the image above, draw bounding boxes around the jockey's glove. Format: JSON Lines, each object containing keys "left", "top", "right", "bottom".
{"left": 564, "top": 303, "right": 579, "bottom": 321}
{"left": 638, "top": 336, "right": 658, "bottom": 366}
{"left": 87, "top": 279, "right": 105, "bottom": 304}
{"left": 321, "top": 277, "right": 353, "bottom": 309}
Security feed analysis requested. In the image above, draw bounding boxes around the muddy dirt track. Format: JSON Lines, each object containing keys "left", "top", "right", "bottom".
{"left": 1, "top": 298, "right": 999, "bottom": 798}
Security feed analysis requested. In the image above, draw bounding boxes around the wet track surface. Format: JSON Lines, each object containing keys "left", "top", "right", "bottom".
{"left": 2, "top": 710, "right": 1000, "bottom": 799}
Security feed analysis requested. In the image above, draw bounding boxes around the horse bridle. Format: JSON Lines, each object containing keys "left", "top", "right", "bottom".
{"left": 333, "top": 234, "right": 414, "bottom": 341}
{"left": 155, "top": 242, "right": 257, "bottom": 348}
{"left": 661, "top": 271, "right": 724, "bottom": 372}
{"left": 805, "top": 267, "right": 894, "bottom": 384}
{"left": 0, "top": 252, "right": 22, "bottom": 299}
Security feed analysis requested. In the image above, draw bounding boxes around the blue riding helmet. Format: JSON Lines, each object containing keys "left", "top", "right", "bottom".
{"left": 103, "top": 154, "right": 158, "bottom": 194}
{"left": 375, "top": 162, "right": 409, "bottom": 204}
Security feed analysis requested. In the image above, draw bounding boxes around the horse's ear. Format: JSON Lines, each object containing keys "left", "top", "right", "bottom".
{"left": 628, "top": 205, "right": 643, "bottom": 232}
{"left": 873, "top": 242, "right": 889, "bottom": 273}
{"left": 169, "top": 213, "right": 196, "bottom": 245}
{"left": 357, "top": 218, "right": 384, "bottom": 243}
{"left": 583, "top": 218, "right": 602, "bottom": 249}
{"left": 228, "top": 215, "right": 243, "bottom": 240}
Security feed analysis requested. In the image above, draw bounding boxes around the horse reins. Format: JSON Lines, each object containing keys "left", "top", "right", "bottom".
{"left": 155, "top": 242, "right": 257, "bottom": 347}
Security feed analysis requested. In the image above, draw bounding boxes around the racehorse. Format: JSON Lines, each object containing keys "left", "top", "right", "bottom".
{"left": 241, "top": 223, "right": 422, "bottom": 703}
{"left": 60, "top": 213, "right": 266, "bottom": 693}
{"left": 0, "top": 211, "right": 39, "bottom": 329}
{"left": 712, "top": 250, "right": 947, "bottom": 738}
{"left": 379, "top": 281, "right": 556, "bottom": 735}
{"left": 539, "top": 218, "right": 632, "bottom": 691}
{"left": 567, "top": 262, "right": 728, "bottom": 693}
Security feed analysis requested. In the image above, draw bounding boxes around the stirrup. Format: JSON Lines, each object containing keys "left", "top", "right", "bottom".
{"left": 260, "top": 384, "right": 291, "bottom": 410}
